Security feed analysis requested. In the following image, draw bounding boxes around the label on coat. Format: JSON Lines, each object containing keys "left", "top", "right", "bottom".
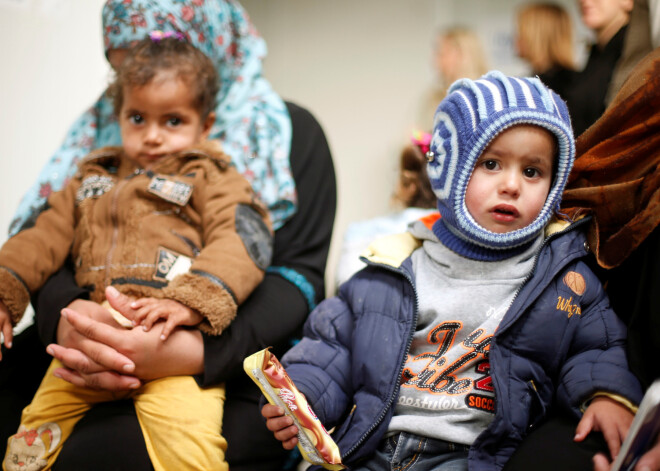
{"left": 153, "top": 247, "right": 192, "bottom": 281}
{"left": 76, "top": 175, "right": 115, "bottom": 204}
{"left": 147, "top": 176, "right": 193, "bottom": 206}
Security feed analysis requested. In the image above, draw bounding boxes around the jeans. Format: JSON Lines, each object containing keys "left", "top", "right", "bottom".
{"left": 352, "top": 432, "right": 470, "bottom": 471}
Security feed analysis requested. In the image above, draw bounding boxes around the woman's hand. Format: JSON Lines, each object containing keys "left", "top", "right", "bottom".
{"left": 48, "top": 286, "right": 205, "bottom": 390}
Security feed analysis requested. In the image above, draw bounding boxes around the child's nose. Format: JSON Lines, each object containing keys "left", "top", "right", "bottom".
{"left": 144, "top": 124, "right": 163, "bottom": 145}
{"left": 499, "top": 171, "right": 521, "bottom": 197}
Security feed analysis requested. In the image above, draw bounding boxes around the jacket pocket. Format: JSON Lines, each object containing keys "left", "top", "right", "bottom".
{"left": 329, "top": 404, "right": 356, "bottom": 444}
{"left": 523, "top": 380, "right": 547, "bottom": 432}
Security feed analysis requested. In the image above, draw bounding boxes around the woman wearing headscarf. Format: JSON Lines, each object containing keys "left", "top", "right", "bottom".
{"left": 0, "top": 1, "right": 336, "bottom": 470}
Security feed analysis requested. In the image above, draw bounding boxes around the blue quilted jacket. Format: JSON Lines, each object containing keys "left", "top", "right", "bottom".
{"left": 281, "top": 218, "right": 643, "bottom": 470}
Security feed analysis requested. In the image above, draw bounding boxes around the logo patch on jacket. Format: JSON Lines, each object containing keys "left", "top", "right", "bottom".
{"left": 556, "top": 271, "right": 586, "bottom": 318}
{"left": 563, "top": 271, "right": 586, "bottom": 295}
{"left": 556, "top": 296, "right": 582, "bottom": 318}
{"left": 154, "top": 247, "right": 192, "bottom": 281}
{"left": 76, "top": 175, "right": 114, "bottom": 204}
{"left": 147, "top": 176, "right": 193, "bottom": 206}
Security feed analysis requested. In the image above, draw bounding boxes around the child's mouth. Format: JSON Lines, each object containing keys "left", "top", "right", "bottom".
{"left": 492, "top": 205, "right": 519, "bottom": 221}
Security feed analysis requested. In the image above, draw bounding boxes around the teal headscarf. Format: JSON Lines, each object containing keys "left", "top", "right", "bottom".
{"left": 10, "top": 0, "right": 295, "bottom": 235}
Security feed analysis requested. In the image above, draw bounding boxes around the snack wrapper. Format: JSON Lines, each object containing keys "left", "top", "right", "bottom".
{"left": 243, "top": 348, "right": 345, "bottom": 470}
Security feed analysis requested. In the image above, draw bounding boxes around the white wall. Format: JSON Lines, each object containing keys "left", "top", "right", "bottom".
{"left": 0, "top": 0, "right": 110, "bottom": 243}
{"left": 0, "top": 0, "right": 587, "bottom": 297}
{"left": 241, "top": 0, "right": 586, "bottom": 293}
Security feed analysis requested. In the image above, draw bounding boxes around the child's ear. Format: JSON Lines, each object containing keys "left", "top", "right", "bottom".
{"left": 201, "top": 112, "right": 216, "bottom": 140}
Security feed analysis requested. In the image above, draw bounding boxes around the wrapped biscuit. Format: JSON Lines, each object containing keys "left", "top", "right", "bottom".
{"left": 244, "top": 348, "right": 345, "bottom": 470}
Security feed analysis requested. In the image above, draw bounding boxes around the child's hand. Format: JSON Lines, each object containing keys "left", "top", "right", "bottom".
{"left": 575, "top": 396, "right": 634, "bottom": 462}
{"left": 261, "top": 403, "right": 299, "bottom": 450}
{"left": 0, "top": 300, "right": 12, "bottom": 360}
{"left": 129, "top": 298, "right": 203, "bottom": 341}
{"left": 593, "top": 428, "right": 660, "bottom": 471}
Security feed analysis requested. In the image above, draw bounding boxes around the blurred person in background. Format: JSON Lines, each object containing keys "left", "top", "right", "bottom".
{"left": 417, "top": 27, "right": 489, "bottom": 130}
{"left": 564, "top": 0, "right": 633, "bottom": 136}
{"left": 516, "top": 2, "right": 577, "bottom": 99}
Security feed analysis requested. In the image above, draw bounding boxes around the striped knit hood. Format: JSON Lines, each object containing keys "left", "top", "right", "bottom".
{"left": 427, "top": 71, "right": 575, "bottom": 260}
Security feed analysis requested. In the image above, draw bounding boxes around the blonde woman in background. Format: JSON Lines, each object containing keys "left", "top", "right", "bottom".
{"left": 516, "top": 3, "right": 577, "bottom": 99}
{"left": 417, "top": 27, "right": 489, "bottom": 129}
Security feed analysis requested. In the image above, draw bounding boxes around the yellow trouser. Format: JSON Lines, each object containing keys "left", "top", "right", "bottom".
{"left": 3, "top": 359, "right": 227, "bottom": 471}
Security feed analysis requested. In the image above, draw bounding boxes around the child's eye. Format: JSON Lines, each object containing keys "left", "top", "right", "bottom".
{"left": 167, "top": 117, "right": 182, "bottom": 127}
{"left": 524, "top": 167, "right": 540, "bottom": 178}
{"left": 129, "top": 114, "right": 144, "bottom": 125}
{"left": 481, "top": 159, "right": 499, "bottom": 170}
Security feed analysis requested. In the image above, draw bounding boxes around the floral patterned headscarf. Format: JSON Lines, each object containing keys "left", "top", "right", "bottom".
{"left": 10, "top": 0, "right": 295, "bottom": 235}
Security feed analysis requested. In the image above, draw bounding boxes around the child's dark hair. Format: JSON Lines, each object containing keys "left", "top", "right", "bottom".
{"left": 109, "top": 35, "right": 219, "bottom": 119}
{"left": 395, "top": 144, "right": 437, "bottom": 209}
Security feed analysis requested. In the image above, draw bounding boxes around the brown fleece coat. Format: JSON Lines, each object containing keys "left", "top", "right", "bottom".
{"left": 0, "top": 141, "right": 272, "bottom": 334}
{"left": 562, "top": 47, "right": 660, "bottom": 268}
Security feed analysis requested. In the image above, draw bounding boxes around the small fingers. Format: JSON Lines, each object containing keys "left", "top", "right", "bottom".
{"left": 132, "top": 300, "right": 158, "bottom": 326}
{"left": 635, "top": 441, "right": 660, "bottom": 471}
{"left": 159, "top": 317, "right": 180, "bottom": 341}
{"left": 2, "top": 321, "right": 12, "bottom": 350}
{"left": 574, "top": 413, "right": 594, "bottom": 442}
{"left": 265, "top": 412, "right": 296, "bottom": 435}
{"left": 141, "top": 309, "right": 168, "bottom": 332}
{"left": 130, "top": 297, "right": 157, "bottom": 311}
{"left": 601, "top": 425, "right": 622, "bottom": 463}
{"left": 592, "top": 453, "right": 611, "bottom": 471}
{"left": 262, "top": 404, "right": 285, "bottom": 419}
{"left": 270, "top": 420, "right": 299, "bottom": 447}
{"left": 281, "top": 434, "right": 299, "bottom": 451}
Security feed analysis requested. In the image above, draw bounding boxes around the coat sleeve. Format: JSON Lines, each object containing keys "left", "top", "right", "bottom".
{"left": 555, "top": 262, "right": 644, "bottom": 412}
{"left": 279, "top": 294, "right": 356, "bottom": 429}
{"left": 162, "top": 160, "right": 273, "bottom": 336}
{"left": 0, "top": 179, "right": 79, "bottom": 323}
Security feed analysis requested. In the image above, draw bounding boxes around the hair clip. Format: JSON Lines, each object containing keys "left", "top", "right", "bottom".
{"left": 149, "top": 30, "right": 186, "bottom": 42}
{"left": 411, "top": 129, "right": 432, "bottom": 155}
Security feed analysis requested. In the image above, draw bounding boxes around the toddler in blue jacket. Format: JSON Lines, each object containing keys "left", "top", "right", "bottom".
{"left": 262, "top": 72, "right": 643, "bottom": 470}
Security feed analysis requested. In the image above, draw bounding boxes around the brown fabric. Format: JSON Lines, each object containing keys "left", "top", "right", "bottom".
{"left": 562, "top": 47, "right": 660, "bottom": 268}
{"left": 0, "top": 268, "right": 30, "bottom": 322}
{"left": 163, "top": 272, "right": 237, "bottom": 335}
{"left": 0, "top": 141, "right": 271, "bottom": 330}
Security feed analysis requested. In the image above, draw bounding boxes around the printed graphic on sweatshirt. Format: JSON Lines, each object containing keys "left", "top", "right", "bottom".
{"left": 398, "top": 305, "right": 506, "bottom": 415}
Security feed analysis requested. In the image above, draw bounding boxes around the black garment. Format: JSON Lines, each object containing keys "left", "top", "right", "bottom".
{"left": 564, "top": 26, "right": 627, "bottom": 136}
{"left": 503, "top": 226, "right": 660, "bottom": 469}
{"left": 502, "top": 414, "right": 608, "bottom": 470}
{"left": 604, "top": 225, "right": 660, "bottom": 390}
{"left": 537, "top": 66, "right": 576, "bottom": 103}
{"left": 0, "top": 102, "right": 337, "bottom": 471}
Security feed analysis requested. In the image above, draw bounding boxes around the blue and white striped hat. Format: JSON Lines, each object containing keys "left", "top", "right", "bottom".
{"left": 428, "top": 71, "right": 575, "bottom": 260}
